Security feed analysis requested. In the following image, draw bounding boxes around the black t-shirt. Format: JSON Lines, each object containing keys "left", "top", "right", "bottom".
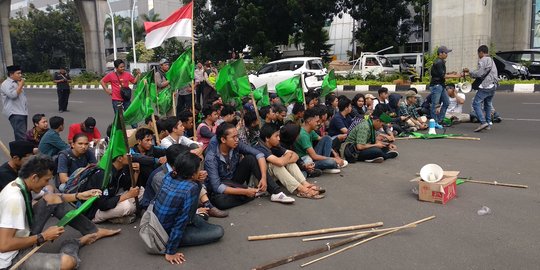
{"left": 0, "top": 162, "right": 18, "bottom": 191}
{"left": 254, "top": 142, "right": 287, "bottom": 159}
{"left": 54, "top": 73, "right": 71, "bottom": 90}
{"left": 430, "top": 58, "right": 446, "bottom": 86}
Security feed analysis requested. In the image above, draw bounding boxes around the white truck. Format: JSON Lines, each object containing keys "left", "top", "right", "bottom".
{"left": 333, "top": 47, "right": 397, "bottom": 78}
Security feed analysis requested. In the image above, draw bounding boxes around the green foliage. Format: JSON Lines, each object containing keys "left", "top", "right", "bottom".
{"left": 341, "top": 0, "right": 412, "bottom": 52}
{"left": 72, "top": 72, "right": 101, "bottom": 84}
{"left": 127, "top": 41, "right": 155, "bottom": 63}
{"left": 10, "top": 0, "right": 85, "bottom": 72}
{"left": 153, "top": 39, "right": 188, "bottom": 62}
{"left": 244, "top": 56, "right": 270, "bottom": 73}
{"left": 423, "top": 47, "right": 439, "bottom": 80}
{"left": 24, "top": 72, "right": 53, "bottom": 82}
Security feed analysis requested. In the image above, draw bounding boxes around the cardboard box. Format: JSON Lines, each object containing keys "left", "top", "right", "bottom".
{"left": 418, "top": 171, "right": 459, "bottom": 204}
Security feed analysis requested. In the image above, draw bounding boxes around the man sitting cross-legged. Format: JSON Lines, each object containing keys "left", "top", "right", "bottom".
{"left": 294, "top": 108, "right": 347, "bottom": 174}
{"left": 0, "top": 155, "right": 120, "bottom": 270}
{"left": 205, "top": 123, "right": 295, "bottom": 210}
{"left": 340, "top": 109, "right": 399, "bottom": 163}
{"left": 255, "top": 124, "right": 325, "bottom": 199}
{"left": 153, "top": 153, "right": 224, "bottom": 265}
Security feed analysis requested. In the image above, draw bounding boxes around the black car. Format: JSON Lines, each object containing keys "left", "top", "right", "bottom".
{"left": 496, "top": 50, "right": 539, "bottom": 79}
{"left": 492, "top": 55, "right": 530, "bottom": 80}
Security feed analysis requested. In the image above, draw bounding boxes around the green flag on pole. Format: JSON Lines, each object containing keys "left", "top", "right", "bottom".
{"left": 124, "top": 71, "right": 155, "bottom": 125}
{"left": 253, "top": 84, "right": 270, "bottom": 107}
{"left": 166, "top": 49, "right": 194, "bottom": 90}
{"left": 321, "top": 69, "right": 337, "bottom": 98}
{"left": 215, "top": 59, "right": 252, "bottom": 104}
{"left": 98, "top": 111, "right": 127, "bottom": 189}
{"left": 275, "top": 75, "right": 304, "bottom": 104}
{"left": 57, "top": 197, "right": 98, "bottom": 227}
{"left": 157, "top": 85, "right": 173, "bottom": 114}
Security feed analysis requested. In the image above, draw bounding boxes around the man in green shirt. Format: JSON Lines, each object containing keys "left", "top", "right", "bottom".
{"left": 294, "top": 109, "right": 347, "bottom": 174}
{"left": 341, "top": 110, "right": 398, "bottom": 163}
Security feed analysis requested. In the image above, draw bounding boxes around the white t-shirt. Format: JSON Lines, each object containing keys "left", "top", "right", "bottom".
{"left": 160, "top": 135, "right": 201, "bottom": 149}
{"left": 0, "top": 180, "right": 30, "bottom": 268}
{"left": 448, "top": 93, "right": 466, "bottom": 113}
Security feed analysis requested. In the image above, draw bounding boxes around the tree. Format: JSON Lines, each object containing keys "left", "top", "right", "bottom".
{"left": 10, "top": 0, "right": 85, "bottom": 72}
{"left": 341, "top": 0, "right": 413, "bottom": 52}
{"left": 104, "top": 15, "right": 131, "bottom": 45}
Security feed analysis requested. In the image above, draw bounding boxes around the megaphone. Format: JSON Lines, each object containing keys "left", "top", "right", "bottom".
{"left": 420, "top": 164, "right": 444, "bottom": 183}
{"left": 456, "top": 82, "right": 472, "bottom": 93}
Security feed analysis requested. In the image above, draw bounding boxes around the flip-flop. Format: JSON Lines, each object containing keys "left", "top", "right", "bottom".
{"left": 296, "top": 191, "right": 325, "bottom": 199}
{"left": 309, "top": 186, "right": 326, "bottom": 194}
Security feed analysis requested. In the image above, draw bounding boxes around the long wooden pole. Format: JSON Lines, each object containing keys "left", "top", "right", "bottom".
{"left": 251, "top": 92, "right": 262, "bottom": 128}
{"left": 150, "top": 114, "right": 161, "bottom": 145}
{"left": 190, "top": 2, "right": 197, "bottom": 141}
{"left": 301, "top": 73, "right": 307, "bottom": 109}
{"left": 248, "top": 222, "right": 383, "bottom": 241}
{"left": 0, "top": 138, "right": 10, "bottom": 158}
{"left": 300, "top": 216, "right": 436, "bottom": 268}
{"left": 463, "top": 179, "right": 528, "bottom": 189}
{"left": 117, "top": 104, "right": 140, "bottom": 213}
{"left": 302, "top": 224, "right": 417, "bottom": 242}
{"left": 9, "top": 245, "right": 42, "bottom": 270}
{"left": 395, "top": 136, "right": 480, "bottom": 141}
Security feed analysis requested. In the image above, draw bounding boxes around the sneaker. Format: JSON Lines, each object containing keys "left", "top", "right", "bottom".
{"left": 386, "top": 151, "right": 399, "bottom": 159}
{"left": 474, "top": 123, "right": 489, "bottom": 132}
{"left": 338, "top": 160, "right": 349, "bottom": 169}
{"left": 323, "top": 168, "right": 341, "bottom": 174}
{"left": 307, "top": 169, "right": 323, "bottom": 178}
{"left": 434, "top": 123, "right": 444, "bottom": 129}
{"left": 208, "top": 207, "right": 229, "bottom": 218}
{"left": 270, "top": 192, "right": 295, "bottom": 204}
{"left": 109, "top": 214, "right": 136, "bottom": 224}
{"left": 364, "top": 157, "right": 384, "bottom": 163}
{"left": 255, "top": 190, "right": 270, "bottom": 198}
{"left": 486, "top": 125, "right": 492, "bottom": 131}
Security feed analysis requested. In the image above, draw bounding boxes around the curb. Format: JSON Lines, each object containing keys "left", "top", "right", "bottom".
{"left": 337, "top": 84, "right": 538, "bottom": 93}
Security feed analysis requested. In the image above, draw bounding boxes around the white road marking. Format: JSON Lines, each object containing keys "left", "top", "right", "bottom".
{"left": 522, "top": 103, "right": 540, "bottom": 105}
{"left": 501, "top": 118, "right": 540, "bottom": 122}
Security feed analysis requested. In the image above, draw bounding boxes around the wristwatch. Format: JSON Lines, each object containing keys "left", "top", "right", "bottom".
{"left": 36, "top": 233, "right": 45, "bottom": 246}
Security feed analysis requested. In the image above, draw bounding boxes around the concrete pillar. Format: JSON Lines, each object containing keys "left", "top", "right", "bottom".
{"left": 491, "top": 0, "right": 532, "bottom": 51}
{"left": 75, "top": 0, "right": 108, "bottom": 75}
{"left": 431, "top": 0, "right": 494, "bottom": 72}
{"left": 0, "top": 0, "right": 13, "bottom": 78}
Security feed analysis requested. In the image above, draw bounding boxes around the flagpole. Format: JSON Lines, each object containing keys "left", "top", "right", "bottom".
{"left": 190, "top": 1, "right": 197, "bottom": 141}
{"left": 116, "top": 104, "right": 140, "bottom": 214}
{"left": 251, "top": 92, "right": 262, "bottom": 128}
{"left": 151, "top": 114, "right": 161, "bottom": 145}
{"left": 301, "top": 73, "right": 307, "bottom": 109}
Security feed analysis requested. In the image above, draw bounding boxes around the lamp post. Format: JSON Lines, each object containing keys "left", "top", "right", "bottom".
{"left": 131, "top": 0, "right": 137, "bottom": 66}
{"left": 106, "top": 0, "right": 117, "bottom": 60}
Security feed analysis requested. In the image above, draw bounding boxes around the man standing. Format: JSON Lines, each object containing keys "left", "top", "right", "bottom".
{"left": 1, "top": 65, "right": 27, "bottom": 141}
{"left": 100, "top": 59, "right": 140, "bottom": 113}
{"left": 429, "top": 46, "right": 461, "bottom": 128}
{"left": 465, "top": 45, "right": 499, "bottom": 132}
{"left": 53, "top": 67, "right": 71, "bottom": 112}
{"left": 194, "top": 62, "right": 205, "bottom": 105}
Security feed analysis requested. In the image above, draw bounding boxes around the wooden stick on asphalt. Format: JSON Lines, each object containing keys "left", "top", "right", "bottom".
{"left": 0, "top": 138, "right": 10, "bottom": 159}
{"left": 9, "top": 245, "right": 42, "bottom": 270}
{"left": 395, "top": 136, "right": 480, "bottom": 141}
{"left": 300, "top": 216, "right": 436, "bottom": 268}
{"left": 302, "top": 224, "right": 417, "bottom": 242}
{"left": 463, "top": 179, "right": 528, "bottom": 189}
{"left": 248, "top": 222, "right": 383, "bottom": 241}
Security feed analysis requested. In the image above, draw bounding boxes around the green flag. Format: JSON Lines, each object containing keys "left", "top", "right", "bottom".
{"left": 166, "top": 49, "right": 194, "bottom": 90}
{"left": 57, "top": 197, "right": 98, "bottom": 227}
{"left": 253, "top": 84, "right": 270, "bottom": 107}
{"left": 215, "top": 59, "right": 252, "bottom": 103}
{"left": 157, "top": 85, "right": 173, "bottom": 114}
{"left": 98, "top": 111, "right": 127, "bottom": 188}
{"left": 124, "top": 71, "right": 155, "bottom": 125}
{"left": 321, "top": 69, "right": 337, "bottom": 98}
{"left": 275, "top": 75, "right": 304, "bottom": 105}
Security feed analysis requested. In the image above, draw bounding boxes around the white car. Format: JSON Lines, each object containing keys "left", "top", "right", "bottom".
{"left": 248, "top": 57, "right": 327, "bottom": 92}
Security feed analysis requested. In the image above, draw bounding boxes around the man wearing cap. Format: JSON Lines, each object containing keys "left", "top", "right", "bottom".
{"left": 429, "top": 46, "right": 462, "bottom": 129}
{"left": 67, "top": 117, "right": 101, "bottom": 144}
{"left": 340, "top": 109, "right": 398, "bottom": 163}
{"left": 398, "top": 90, "right": 428, "bottom": 130}
{"left": 53, "top": 67, "right": 72, "bottom": 113}
{"left": 1, "top": 65, "right": 28, "bottom": 141}
{"left": 0, "top": 141, "right": 34, "bottom": 190}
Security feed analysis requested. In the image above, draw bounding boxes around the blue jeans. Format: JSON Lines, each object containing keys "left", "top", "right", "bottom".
{"left": 112, "top": 100, "right": 131, "bottom": 113}
{"left": 180, "top": 215, "right": 224, "bottom": 247}
{"left": 472, "top": 88, "right": 495, "bottom": 124}
{"left": 8, "top": 114, "right": 27, "bottom": 141}
{"left": 429, "top": 84, "right": 449, "bottom": 123}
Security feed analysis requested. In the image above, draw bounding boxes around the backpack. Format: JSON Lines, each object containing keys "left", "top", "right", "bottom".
{"left": 139, "top": 203, "right": 169, "bottom": 254}
{"left": 63, "top": 164, "right": 102, "bottom": 194}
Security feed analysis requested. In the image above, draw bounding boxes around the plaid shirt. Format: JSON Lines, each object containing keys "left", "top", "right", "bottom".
{"left": 153, "top": 172, "right": 199, "bottom": 255}
{"left": 398, "top": 101, "right": 420, "bottom": 119}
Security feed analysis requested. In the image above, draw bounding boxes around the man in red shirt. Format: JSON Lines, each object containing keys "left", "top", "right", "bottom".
{"left": 100, "top": 59, "right": 140, "bottom": 113}
{"left": 67, "top": 117, "right": 101, "bottom": 144}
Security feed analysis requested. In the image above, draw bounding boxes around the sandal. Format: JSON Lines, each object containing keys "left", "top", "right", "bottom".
{"left": 296, "top": 191, "right": 325, "bottom": 199}
{"left": 309, "top": 186, "right": 326, "bottom": 194}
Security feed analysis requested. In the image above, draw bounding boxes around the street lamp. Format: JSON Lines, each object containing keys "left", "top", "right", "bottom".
{"left": 106, "top": 0, "right": 117, "bottom": 60}
{"left": 131, "top": 0, "right": 137, "bottom": 66}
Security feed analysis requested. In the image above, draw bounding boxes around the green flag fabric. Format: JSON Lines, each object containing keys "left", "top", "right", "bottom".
{"left": 157, "top": 85, "right": 173, "bottom": 114}
{"left": 275, "top": 75, "right": 304, "bottom": 104}
{"left": 166, "top": 49, "right": 194, "bottom": 90}
{"left": 98, "top": 111, "right": 127, "bottom": 188}
{"left": 321, "top": 69, "right": 337, "bottom": 98}
{"left": 57, "top": 196, "right": 98, "bottom": 227}
{"left": 410, "top": 132, "right": 463, "bottom": 139}
{"left": 215, "top": 59, "right": 252, "bottom": 103}
{"left": 253, "top": 84, "right": 270, "bottom": 107}
{"left": 124, "top": 71, "right": 155, "bottom": 125}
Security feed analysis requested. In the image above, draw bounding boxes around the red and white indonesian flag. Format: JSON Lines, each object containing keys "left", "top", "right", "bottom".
{"left": 144, "top": 1, "right": 192, "bottom": 49}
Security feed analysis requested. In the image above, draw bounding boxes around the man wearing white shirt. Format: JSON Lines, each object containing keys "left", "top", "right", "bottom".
{"left": 160, "top": 117, "right": 203, "bottom": 151}
{"left": 445, "top": 85, "right": 470, "bottom": 122}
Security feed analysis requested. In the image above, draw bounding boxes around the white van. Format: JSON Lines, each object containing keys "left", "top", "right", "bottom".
{"left": 384, "top": 53, "right": 424, "bottom": 76}
{"left": 248, "top": 57, "right": 327, "bottom": 92}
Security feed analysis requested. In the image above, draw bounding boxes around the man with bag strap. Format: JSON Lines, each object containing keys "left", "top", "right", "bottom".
{"left": 100, "top": 59, "right": 140, "bottom": 114}
{"left": 464, "top": 45, "right": 499, "bottom": 132}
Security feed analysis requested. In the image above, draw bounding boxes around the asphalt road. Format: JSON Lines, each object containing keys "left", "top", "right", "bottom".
{"left": 1, "top": 89, "right": 539, "bottom": 270}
